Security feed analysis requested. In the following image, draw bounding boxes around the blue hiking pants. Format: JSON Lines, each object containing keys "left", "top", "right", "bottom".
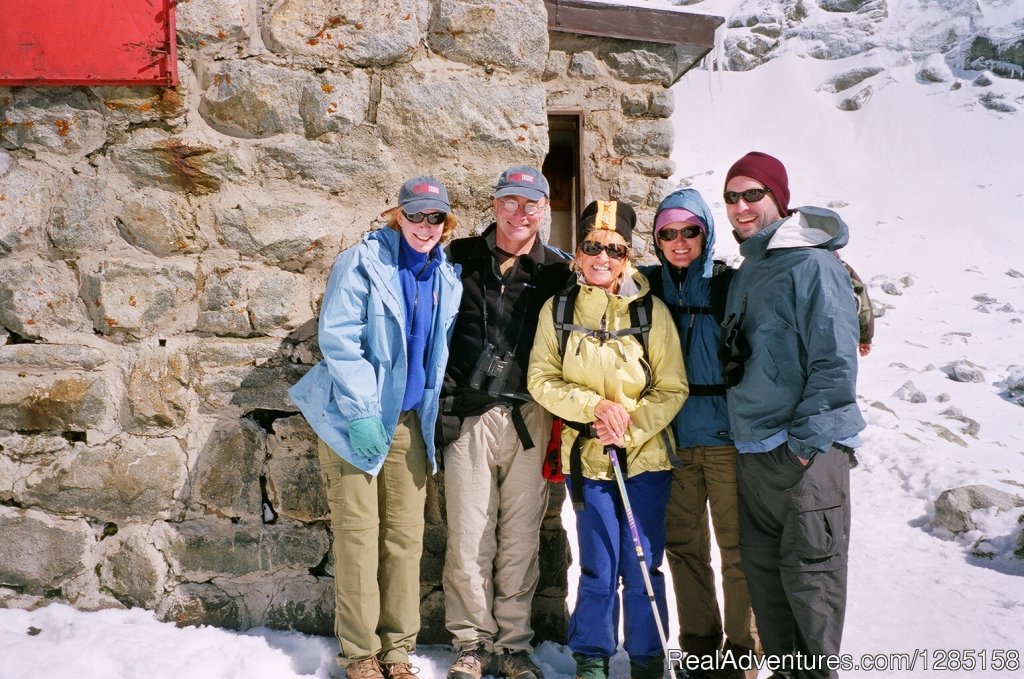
{"left": 567, "top": 470, "right": 671, "bottom": 662}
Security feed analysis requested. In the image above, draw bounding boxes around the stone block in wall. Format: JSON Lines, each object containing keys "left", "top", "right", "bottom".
{"left": 299, "top": 70, "right": 371, "bottom": 138}
{"left": 256, "top": 132, "right": 396, "bottom": 198}
{"left": 531, "top": 594, "right": 569, "bottom": 645}
{"left": 189, "top": 417, "right": 265, "bottom": 520}
{"left": 160, "top": 572, "right": 334, "bottom": 635}
{"left": 80, "top": 256, "right": 198, "bottom": 340}
{"left": 0, "top": 369, "right": 109, "bottom": 433}
{"left": 266, "top": 415, "right": 328, "bottom": 523}
{"left": 92, "top": 87, "right": 188, "bottom": 127}
{"left": 236, "top": 573, "right": 334, "bottom": 636}
{"left": 0, "top": 255, "right": 93, "bottom": 340}
{"left": 115, "top": 188, "right": 208, "bottom": 257}
{"left": 612, "top": 120, "right": 673, "bottom": 157}
{"left": 161, "top": 581, "right": 244, "bottom": 629}
{"left": 265, "top": 0, "right": 421, "bottom": 67}
{"left": 198, "top": 264, "right": 314, "bottom": 337}
{"left": 13, "top": 435, "right": 187, "bottom": 522}
{"left": 602, "top": 42, "right": 685, "bottom": 86}
{"left": 176, "top": 0, "right": 249, "bottom": 49}
{"left": 0, "top": 101, "right": 106, "bottom": 158}
{"left": 544, "top": 50, "right": 570, "bottom": 81}
{"left": 648, "top": 178, "right": 677, "bottom": 206}
{"left": 418, "top": 588, "right": 447, "bottom": 645}
{"left": 614, "top": 174, "right": 650, "bottom": 206}
{"left": 378, "top": 70, "right": 548, "bottom": 160}
{"left": 199, "top": 61, "right": 308, "bottom": 139}
{"left": 191, "top": 338, "right": 307, "bottom": 413}
{"left": 97, "top": 526, "right": 169, "bottom": 609}
{"left": 109, "top": 128, "right": 245, "bottom": 196}
{"left": 648, "top": 89, "right": 674, "bottom": 118}
{"left": 626, "top": 157, "right": 676, "bottom": 180}
{"left": 47, "top": 165, "right": 119, "bottom": 256}
{"left": 213, "top": 199, "right": 338, "bottom": 272}
{"left": 125, "top": 349, "right": 192, "bottom": 432}
{"left": 568, "top": 52, "right": 603, "bottom": 80}
{"left": 0, "top": 343, "right": 107, "bottom": 372}
{"left": 429, "top": 0, "right": 548, "bottom": 75}
{"left": 168, "top": 518, "right": 329, "bottom": 581}
{"left": 0, "top": 506, "right": 92, "bottom": 594}
{"left": 621, "top": 92, "right": 649, "bottom": 116}
{"left": 1, "top": 161, "right": 56, "bottom": 255}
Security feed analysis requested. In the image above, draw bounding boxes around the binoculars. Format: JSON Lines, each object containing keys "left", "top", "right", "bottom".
{"left": 469, "top": 343, "right": 515, "bottom": 397}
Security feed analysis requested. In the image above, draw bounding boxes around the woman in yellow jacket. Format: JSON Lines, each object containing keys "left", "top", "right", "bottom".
{"left": 527, "top": 200, "right": 687, "bottom": 679}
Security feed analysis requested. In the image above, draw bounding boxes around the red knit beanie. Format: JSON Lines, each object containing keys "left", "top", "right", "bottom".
{"left": 724, "top": 151, "right": 790, "bottom": 216}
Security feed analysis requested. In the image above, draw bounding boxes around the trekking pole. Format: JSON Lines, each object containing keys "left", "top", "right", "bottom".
{"left": 606, "top": 445, "right": 672, "bottom": 679}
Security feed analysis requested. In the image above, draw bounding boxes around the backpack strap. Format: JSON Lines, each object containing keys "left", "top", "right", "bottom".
{"left": 552, "top": 285, "right": 582, "bottom": 356}
{"left": 710, "top": 261, "right": 734, "bottom": 324}
{"left": 626, "top": 292, "right": 654, "bottom": 397}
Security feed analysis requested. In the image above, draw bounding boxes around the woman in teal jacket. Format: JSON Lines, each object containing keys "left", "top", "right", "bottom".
{"left": 289, "top": 177, "right": 462, "bottom": 679}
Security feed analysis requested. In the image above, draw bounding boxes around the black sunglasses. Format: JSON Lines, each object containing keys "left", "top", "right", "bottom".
{"left": 580, "top": 240, "right": 628, "bottom": 260}
{"left": 657, "top": 225, "right": 702, "bottom": 241}
{"left": 403, "top": 211, "right": 447, "bottom": 225}
{"left": 723, "top": 188, "right": 771, "bottom": 205}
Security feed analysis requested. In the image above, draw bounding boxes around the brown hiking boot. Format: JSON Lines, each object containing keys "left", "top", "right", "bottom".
{"left": 347, "top": 658, "right": 385, "bottom": 679}
{"left": 383, "top": 662, "right": 419, "bottom": 679}
{"left": 448, "top": 645, "right": 495, "bottom": 679}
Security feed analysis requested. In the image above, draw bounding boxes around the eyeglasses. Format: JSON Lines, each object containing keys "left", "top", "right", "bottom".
{"left": 500, "top": 199, "right": 544, "bottom": 216}
{"left": 657, "top": 225, "right": 702, "bottom": 241}
{"left": 403, "top": 210, "right": 447, "bottom": 225}
{"left": 723, "top": 188, "right": 771, "bottom": 205}
{"left": 580, "top": 240, "right": 628, "bottom": 260}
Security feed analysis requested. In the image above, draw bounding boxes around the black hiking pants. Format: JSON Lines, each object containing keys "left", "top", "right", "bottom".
{"left": 737, "top": 444, "right": 851, "bottom": 679}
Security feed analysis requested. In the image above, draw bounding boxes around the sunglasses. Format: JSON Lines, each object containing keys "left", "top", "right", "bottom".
{"left": 403, "top": 210, "right": 447, "bottom": 225}
{"left": 657, "top": 225, "right": 702, "bottom": 241}
{"left": 723, "top": 188, "right": 772, "bottom": 205}
{"left": 500, "top": 199, "right": 544, "bottom": 216}
{"left": 580, "top": 240, "right": 628, "bottom": 260}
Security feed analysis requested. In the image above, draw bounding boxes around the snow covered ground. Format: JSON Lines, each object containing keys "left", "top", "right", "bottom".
{"left": 3, "top": 0, "right": 1023, "bottom": 677}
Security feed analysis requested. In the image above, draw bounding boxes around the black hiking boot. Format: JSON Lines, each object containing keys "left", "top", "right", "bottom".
{"left": 497, "top": 650, "right": 544, "bottom": 679}
{"left": 630, "top": 656, "right": 665, "bottom": 679}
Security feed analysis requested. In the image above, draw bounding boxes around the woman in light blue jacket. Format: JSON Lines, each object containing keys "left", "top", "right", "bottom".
{"left": 289, "top": 176, "right": 462, "bottom": 679}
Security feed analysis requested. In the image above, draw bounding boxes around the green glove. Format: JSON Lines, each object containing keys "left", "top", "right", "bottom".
{"left": 349, "top": 416, "right": 388, "bottom": 460}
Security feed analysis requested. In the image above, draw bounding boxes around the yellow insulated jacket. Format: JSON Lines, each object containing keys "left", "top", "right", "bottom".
{"left": 527, "top": 268, "right": 688, "bottom": 481}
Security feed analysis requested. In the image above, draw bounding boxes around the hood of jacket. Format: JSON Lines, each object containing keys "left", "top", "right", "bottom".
{"left": 740, "top": 206, "right": 850, "bottom": 260}
{"left": 652, "top": 188, "right": 717, "bottom": 279}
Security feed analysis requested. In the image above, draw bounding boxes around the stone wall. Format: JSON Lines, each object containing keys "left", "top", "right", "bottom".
{"left": 544, "top": 32, "right": 681, "bottom": 233}
{"left": 1, "top": 0, "right": 686, "bottom": 644}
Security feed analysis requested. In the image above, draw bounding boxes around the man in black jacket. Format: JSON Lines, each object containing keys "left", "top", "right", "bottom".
{"left": 442, "top": 165, "right": 573, "bottom": 679}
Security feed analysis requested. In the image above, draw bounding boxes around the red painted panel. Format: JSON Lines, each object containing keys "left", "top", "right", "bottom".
{"left": 0, "top": 0, "right": 178, "bottom": 86}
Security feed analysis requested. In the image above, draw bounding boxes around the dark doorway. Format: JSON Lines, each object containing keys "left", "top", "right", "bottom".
{"left": 543, "top": 113, "right": 583, "bottom": 252}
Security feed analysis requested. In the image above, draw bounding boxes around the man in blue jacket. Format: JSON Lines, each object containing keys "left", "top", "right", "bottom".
{"left": 720, "top": 152, "right": 865, "bottom": 679}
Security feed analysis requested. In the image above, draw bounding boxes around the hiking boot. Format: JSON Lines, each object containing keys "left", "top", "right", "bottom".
{"left": 448, "top": 645, "right": 495, "bottom": 679}
{"left": 383, "top": 662, "right": 419, "bottom": 679}
{"left": 573, "top": 653, "right": 609, "bottom": 679}
{"left": 630, "top": 656, "right": 665, "bottom": 679}
{"left": 497, "top": 650, "right": 544, "bottom": 679}
{"left": 347, "top": 658, "right": 385, "bottom": 679}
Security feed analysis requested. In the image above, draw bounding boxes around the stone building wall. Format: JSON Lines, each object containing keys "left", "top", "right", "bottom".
{"left": 0, "top": 0, "right": 688, "bottom": 643}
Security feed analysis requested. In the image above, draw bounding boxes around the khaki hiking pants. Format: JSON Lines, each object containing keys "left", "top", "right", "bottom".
{"left": 319, "top": 411, "right": 427, "bottom": 667}
{"left": 666, "top": 444, "right": 760, "bottom": 663}
{"left": 442, "top": 402, "right": 551, "bottom": 653}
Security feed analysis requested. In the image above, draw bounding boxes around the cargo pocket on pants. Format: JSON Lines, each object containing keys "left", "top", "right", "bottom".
{"left": 790, "top": 488, "right": 845, "bottom": 564}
